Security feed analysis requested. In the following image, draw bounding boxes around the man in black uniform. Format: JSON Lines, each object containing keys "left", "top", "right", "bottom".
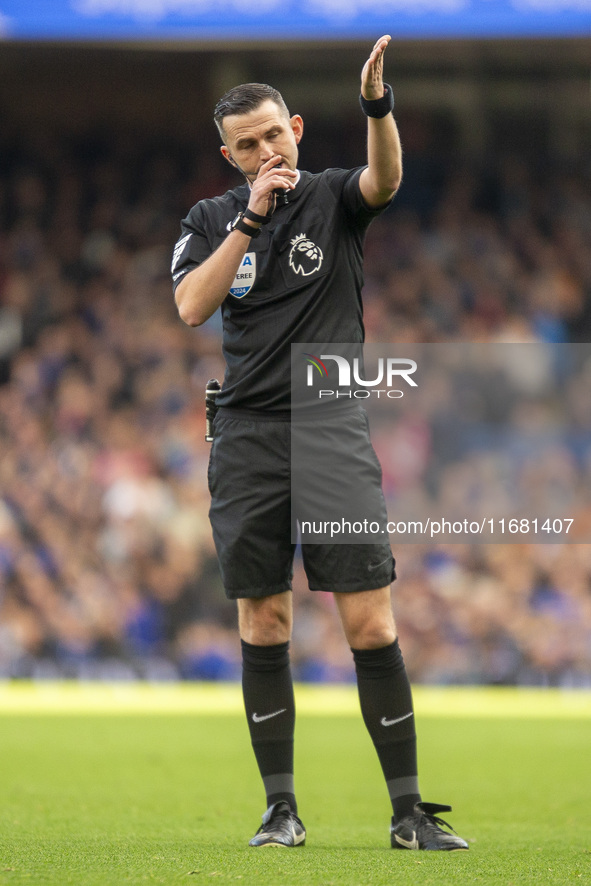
{"left": 172, "top": 36, "right": 468, "bottom": 852}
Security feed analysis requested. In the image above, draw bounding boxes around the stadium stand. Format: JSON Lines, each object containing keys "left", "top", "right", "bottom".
{"left": 1, "top": 72, "right": 590, "bottom": 687}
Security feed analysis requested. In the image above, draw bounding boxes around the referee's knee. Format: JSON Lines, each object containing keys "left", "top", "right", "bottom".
{"left": 335, "top": 586, "right": 397, "bottom": 650}
{"left": 346, "top": 622, "right": 397, "bottom": 650}
{"left": 237, "top": 592, "right": 293, "bottom": 645}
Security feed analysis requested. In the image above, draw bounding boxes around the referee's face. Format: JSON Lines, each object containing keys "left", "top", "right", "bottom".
{"left": 220, "top": 99, "right": 303, "bottom": 180}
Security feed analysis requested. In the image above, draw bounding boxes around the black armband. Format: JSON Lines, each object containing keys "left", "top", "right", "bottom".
{"left": 359, "top": 83, "right": 394, "bottom": 119}
{"left": 229, "top": 211, "right": 261, "bottom": 238}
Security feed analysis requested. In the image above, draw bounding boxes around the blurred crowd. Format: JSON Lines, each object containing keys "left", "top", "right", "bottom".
{"left": 0, "top": 112, "right": 590, "bottom": 686}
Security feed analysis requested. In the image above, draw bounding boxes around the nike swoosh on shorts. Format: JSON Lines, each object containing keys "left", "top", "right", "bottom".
{"left": 368, "top": 556, "right": 391, "bottom": 572}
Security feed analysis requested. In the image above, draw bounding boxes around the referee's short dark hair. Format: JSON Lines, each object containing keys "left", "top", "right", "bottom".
{"left": 214, "top": 84, "right": 290, "bottom": 140}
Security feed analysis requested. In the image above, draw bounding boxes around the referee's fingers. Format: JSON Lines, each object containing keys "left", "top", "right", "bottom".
{"left": 375, "top": 34, "right": 391, "bottom": 49}
{"left": 258, "top": 154, "right": 282, "bottom": 172}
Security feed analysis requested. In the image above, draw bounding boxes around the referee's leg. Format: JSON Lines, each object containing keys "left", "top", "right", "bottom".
{"left": 335, "top": 586, "right": 469, "bottom": 851}
{"left": 334, "top": 587, "right": 422, "bottom": 824}
{"left": 238, "top": 592, "right": 301, "bottom": 824}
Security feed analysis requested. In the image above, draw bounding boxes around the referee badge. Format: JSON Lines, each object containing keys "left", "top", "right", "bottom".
{"left": 229, "top": 252, "right": 256, "bottom": 298}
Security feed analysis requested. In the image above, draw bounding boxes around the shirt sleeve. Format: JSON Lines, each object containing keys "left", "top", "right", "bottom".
{"left": 170, "top": 204, "right": 214, "bottom": 294}
{"left": 340, "top": 167, "right": 393, "bottom": 228}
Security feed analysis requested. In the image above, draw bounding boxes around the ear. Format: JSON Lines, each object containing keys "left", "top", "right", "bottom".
{"left": 290, "top": 115, "right": 304, "bottom": 145}
{"left": 220, "top": 145, "right": 236, "bottom": 166}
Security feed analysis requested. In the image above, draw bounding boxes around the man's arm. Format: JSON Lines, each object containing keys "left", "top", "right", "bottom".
{"left": 175, "top": 156, "right": 297, "bottom": 327}
{"left": 175, "top": 224, "right": 255, "bottom": 327}
{"left": 358, "top": 35, "right": 402, "bottom": 209}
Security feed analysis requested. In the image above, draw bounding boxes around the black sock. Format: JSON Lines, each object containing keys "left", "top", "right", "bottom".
{"left": 352, "top": 639, "right": 421, "bottom": 821}
{"left": 241, "top": 639, "right": 297, "bottom": 814}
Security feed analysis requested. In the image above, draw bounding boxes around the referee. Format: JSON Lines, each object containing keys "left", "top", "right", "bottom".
{"left": 172, "top": 36, "right": 468, "bottom": 852}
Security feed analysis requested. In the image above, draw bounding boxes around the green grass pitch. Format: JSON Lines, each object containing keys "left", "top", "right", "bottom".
{"left": 0, "top": 684, "right": 589, "bottom": 885}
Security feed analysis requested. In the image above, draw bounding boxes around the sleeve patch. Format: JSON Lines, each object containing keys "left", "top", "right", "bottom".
{"left": 171, "top": 233, "right": 192, "bottom": 273}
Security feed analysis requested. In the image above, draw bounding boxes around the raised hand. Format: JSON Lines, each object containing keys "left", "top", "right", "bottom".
{"left": 361, "top": 34, "right": 391, "bottom": 100}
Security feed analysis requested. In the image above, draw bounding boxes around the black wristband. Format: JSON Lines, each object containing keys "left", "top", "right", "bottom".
{"left": 244, "top": 207, "right": 271, "bottom": 225}
{"left": 359, "top": 83, "right": 394, "bottom": 119}
{"left": 230, "top": 212, "right": 261, "bottom": 238}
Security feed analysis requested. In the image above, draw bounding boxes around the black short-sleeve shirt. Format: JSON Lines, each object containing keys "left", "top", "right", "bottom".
{"left": 172, "top": 167, "right": 387, "bottom": 411}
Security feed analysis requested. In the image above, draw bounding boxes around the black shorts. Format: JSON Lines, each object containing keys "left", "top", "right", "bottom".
{"left": 208, "top": 408, "right": 395, "bottom": 600}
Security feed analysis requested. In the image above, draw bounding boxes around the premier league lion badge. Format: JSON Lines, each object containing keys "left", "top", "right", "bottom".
{"left": 288, "top": 233, "right": 324, "bottom": 277}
